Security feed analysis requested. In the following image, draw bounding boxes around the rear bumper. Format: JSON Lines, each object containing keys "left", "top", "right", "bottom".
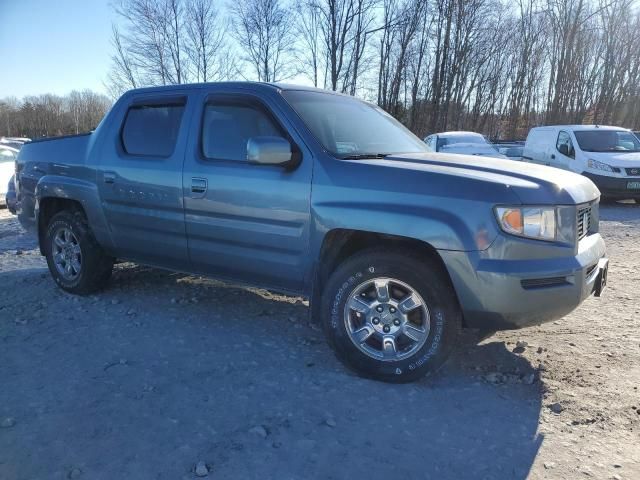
{"left": 440, "top": 234, "right": 607, "bottom": 330}
{"left": 583, "top": 172, "right": 640, "bottom": 198}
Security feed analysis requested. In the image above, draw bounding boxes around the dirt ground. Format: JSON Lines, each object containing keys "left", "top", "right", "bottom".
{"left": 0, "top": 204, "right": 638, "bottom": 480}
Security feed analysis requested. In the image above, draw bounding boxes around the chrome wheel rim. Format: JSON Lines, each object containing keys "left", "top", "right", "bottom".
{"left": 344, "top": 277, "right": 430, "bottom": 362}
{"left": 52, "top": 227, "right": 82, "bottom": 281}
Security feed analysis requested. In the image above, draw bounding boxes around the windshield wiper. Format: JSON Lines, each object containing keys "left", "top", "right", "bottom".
{"left": 340, "top": 153, "right": 390, "bottom": 160}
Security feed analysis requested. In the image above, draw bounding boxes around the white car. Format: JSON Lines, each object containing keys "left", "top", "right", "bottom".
{"left": 424, "top": 131, "right": 507, "bottom": 159}
{"left": 523, "top": 125, "right": 640, "bottom": 200}
{"left": 0, "top": 145, "right": 19, "bottom": 206}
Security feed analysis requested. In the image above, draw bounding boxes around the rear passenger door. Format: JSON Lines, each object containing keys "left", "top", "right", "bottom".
{"left": 97, "top": 92, "right": 193, "bottom": 269}
{"left": 182, "top": 89, "right": 313, "bottom": 293}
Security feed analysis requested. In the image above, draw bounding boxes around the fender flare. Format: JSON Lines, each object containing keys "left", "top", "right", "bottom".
{"left": 35, "top": 175, "right": 115, "bottom": 253}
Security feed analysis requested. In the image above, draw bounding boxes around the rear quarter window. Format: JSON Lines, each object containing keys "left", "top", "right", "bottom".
{"left": 121, "top": 103, "right": 185, "bottom": 157}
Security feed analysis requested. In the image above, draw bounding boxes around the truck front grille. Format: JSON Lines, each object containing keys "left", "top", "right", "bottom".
{"left": 577, "top": 206, "right": 592, "bottom": 241}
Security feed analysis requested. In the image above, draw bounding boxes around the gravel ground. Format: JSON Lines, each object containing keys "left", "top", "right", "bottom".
{"left": 0, "top": 204, "right": 638, "bottom": 480}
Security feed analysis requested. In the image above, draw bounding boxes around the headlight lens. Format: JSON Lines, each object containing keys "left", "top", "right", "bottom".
{"left": 587, "top": 159, "right": 614, "bottom": 172}
{"left": 495, "top": 206, "right": 556, "bottom": 241}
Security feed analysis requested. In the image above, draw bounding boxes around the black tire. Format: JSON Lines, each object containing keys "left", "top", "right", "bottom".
{"left": 321, "top": 249, "right": 461, "bottom": 383}
{"left": 44, "top": 210, "right": 114, "bottom": 295}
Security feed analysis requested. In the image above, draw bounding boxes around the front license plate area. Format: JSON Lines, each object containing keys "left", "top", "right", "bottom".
{"left": 627, "top": 181, "right": 640, "bottom": 189}
{"left": 594, "top": 258, "right": 609, "bottom": 297}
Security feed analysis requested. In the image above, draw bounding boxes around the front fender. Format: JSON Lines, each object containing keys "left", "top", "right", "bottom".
{"left": 36, "top": 175, "right": 115, "bottom": 252}
{"left": 312, "top": 198, "right": 499, "bottom": 256}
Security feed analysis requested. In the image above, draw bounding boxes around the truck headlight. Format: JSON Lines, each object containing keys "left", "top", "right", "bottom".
{"left": 587, "top": 159, "right": 614, "bottom": 172}
{"left": 495, "top": 206, "right": 556, "bottom": 241}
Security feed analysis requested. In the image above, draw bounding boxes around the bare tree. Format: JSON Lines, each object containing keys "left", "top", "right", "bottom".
{"left": 230, "top": 0, "right": 294, "bottom": 82}
{"left": 107, "top": 0, "right": 236, "bottom": 96}
{"left": 294, "top": 1, "right": 323, "bottom": 87}
{"left": 377, "top": 0, "right": 426, "bottom": 115}
{"left": 185, "top": 0, "right": 236, "bottom": 82}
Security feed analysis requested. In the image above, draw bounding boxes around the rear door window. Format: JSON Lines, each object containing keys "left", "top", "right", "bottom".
{"left": 121, "top": 101, "right": 186, "bottom": 157}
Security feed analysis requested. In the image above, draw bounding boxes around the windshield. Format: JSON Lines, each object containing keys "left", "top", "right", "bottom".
{"left": 282, "top": 90, "right": 427, "bottom": 158}
{"left": 574, "top": 130, "right": 640, "bottom": 153}
{"left": 437, "top": 135, "right": 487, "bottom": 148}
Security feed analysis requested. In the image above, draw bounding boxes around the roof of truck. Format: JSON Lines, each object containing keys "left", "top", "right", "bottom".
{"left": 122, "top": 81, "right": 338, "bottom": 96}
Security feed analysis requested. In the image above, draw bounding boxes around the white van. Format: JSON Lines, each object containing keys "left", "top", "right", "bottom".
{"left": 523, "top": 125, "right": 640, "bottom": 200}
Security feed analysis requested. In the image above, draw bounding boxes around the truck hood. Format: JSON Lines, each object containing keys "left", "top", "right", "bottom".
{"left": 585, "top": 150, "right": 640, "bottom": 167}
{"left": 369, "top": 152, "right": 600, "bottom": 205}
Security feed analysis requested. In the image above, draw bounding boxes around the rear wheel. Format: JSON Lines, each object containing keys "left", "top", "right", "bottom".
{"left": 321, "top": 249, "right": 461, "bottom": 383}
{"left": 44, "top": 210, "right": 114, "bottom": 295}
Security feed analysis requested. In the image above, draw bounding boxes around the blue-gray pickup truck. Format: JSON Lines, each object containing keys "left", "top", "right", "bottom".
{"left": 14, "top": 82, "right": 608, "bottom": 382}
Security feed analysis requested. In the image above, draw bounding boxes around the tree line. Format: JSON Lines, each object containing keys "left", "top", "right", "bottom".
{"left": 0, "top": 91, "right": 111, "bottom": 139}
{"left": 107, "top": 0, "right": 640, "bottom": 139}
{"left": 3, "top": 0, "right": 640, "bottom": 140}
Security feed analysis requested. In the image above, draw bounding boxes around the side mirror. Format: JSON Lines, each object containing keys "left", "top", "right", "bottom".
{"left": 247, "top": 136, "right": 296, "bottom": 168}
{"left": 558, "top": 143, "right": 569, "bottom": 156}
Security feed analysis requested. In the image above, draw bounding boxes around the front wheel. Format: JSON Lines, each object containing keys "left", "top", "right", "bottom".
{"left": 44, "top": 210, "right": 114, "bottom": 295}
{"left": 321, "top": 249, "right": 461, "bottom": 383}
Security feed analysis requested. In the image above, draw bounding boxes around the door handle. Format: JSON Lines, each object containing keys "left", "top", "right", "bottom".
{"left": 191, "top": 177, "right": 208, "bottom": 198}
{"left": 104, "top": 171, "right": 116, "bottom": 184}
{"left": 550, "top": 154, "right": 556, "bottom": 160}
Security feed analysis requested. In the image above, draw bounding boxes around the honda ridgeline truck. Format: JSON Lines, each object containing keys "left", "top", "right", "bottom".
{"left": 14, "top": 83, "right": 609, "bottom": 382}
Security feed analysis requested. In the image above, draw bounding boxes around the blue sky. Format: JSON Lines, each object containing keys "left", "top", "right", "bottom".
{"left": 0, "top": 0, "right": 115, "bottom": 98}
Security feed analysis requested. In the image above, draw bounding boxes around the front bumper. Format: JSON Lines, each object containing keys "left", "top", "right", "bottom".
{"left": 583, "top": 172, "right": 640, "bottom": 199}
{"left": 440, "top": 233, "right": 608, "bottom": 330}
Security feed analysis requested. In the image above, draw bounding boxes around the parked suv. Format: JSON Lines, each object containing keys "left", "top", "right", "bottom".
{"left": 15, "top": 83, "right": 608, "bottom": 382}
{"left": 523, "top": 125, "right": 640, "bottom": 200}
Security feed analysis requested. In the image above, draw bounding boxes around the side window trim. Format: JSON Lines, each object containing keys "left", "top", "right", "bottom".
{"left": 119, "top": 95, "right": 187, "bottom": 159}
{"left": 198, "top": 93, "right": 298, "bottom": 165}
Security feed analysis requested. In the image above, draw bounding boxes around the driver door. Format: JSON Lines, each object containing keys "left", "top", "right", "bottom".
{"left": 182, "top": 90, "right": 313, "bottom": 293}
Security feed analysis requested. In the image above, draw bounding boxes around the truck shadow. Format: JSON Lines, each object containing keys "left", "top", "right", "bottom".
{"left": 1, "top": 262, "right": 543, "bottom": 480}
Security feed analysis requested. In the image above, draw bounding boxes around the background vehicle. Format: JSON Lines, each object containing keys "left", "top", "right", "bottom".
{"left": 0, "top": 138, "right": 29, "bottom": 212}
{"left": 15, "top": 83, "right": 607, "bottom": 383}
{"left": 424, "top": 131, "right": 508, "bottom": 159}
{"left": 523, "top": 125, "right": 640, "bottom": 201}
{"left": 1, "top": 137, "right": 31, "bottom": 150}
{"left": 0, "top": 145, "right": 19, "bottom": 207}
{"left": 493, "top": 140, "right": 525, "bottom": 161}
{"left": 6, "top": 175, "right": 17, "bottom": 213}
